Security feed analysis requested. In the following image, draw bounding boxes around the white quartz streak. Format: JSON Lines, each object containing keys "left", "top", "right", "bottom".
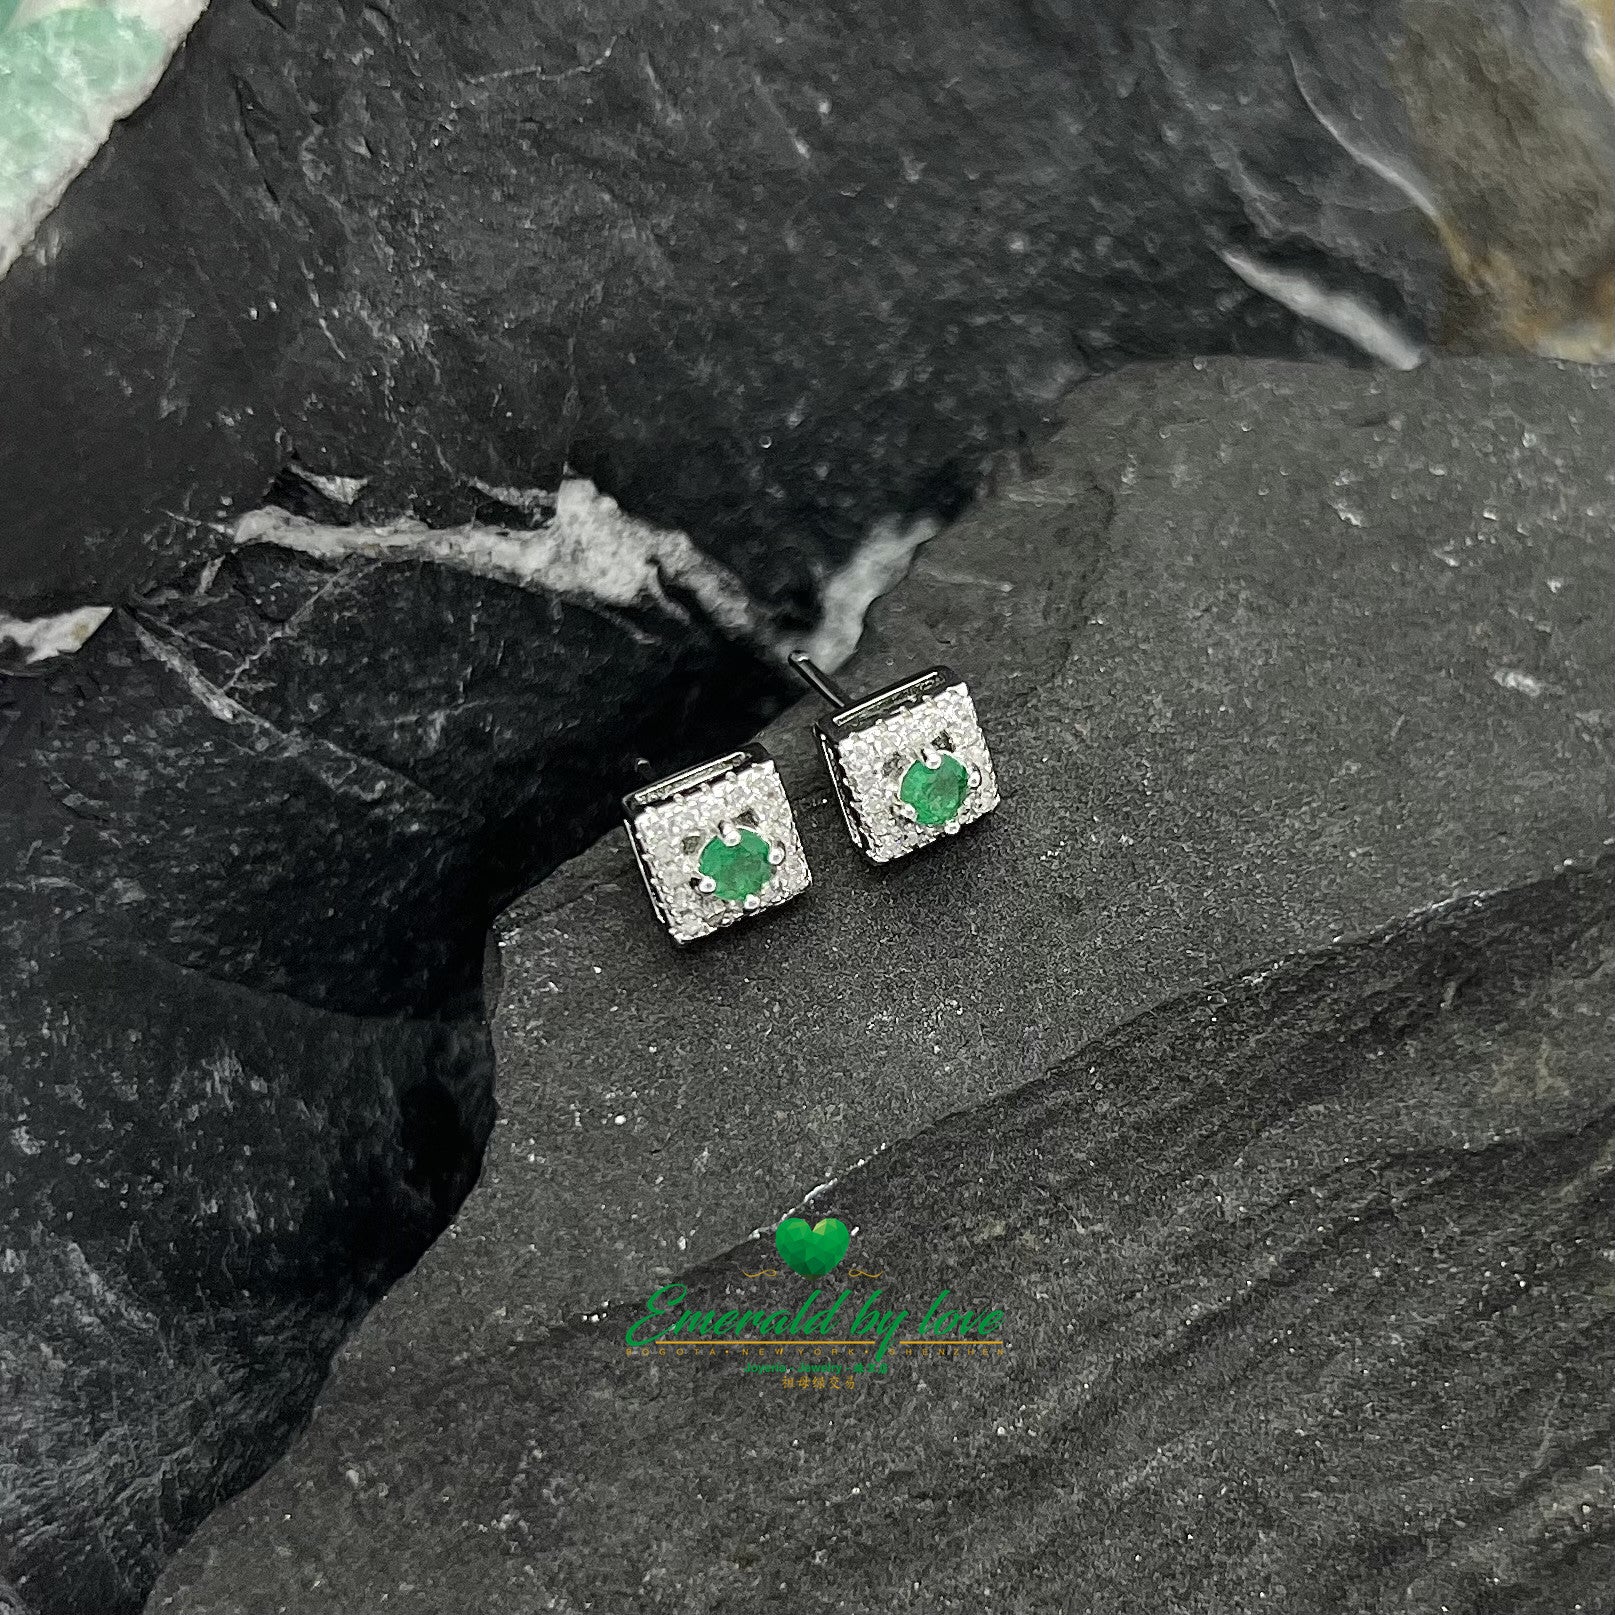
{"left": 1218, "top": 247, "right": 1424, "bottom": 371}
{"left": 237, "top": 476, "right": 937, "bottom": 677}
{"left": 4, "top": 477, "right": 934, "bottom": 671}
{"left": 234, "top": 477, "right": 764, "bottom": 642}
{"left": 0, "top": 603, "right": 112, "bottom": 661}
{"left": 791, "top": 512, "right": 940, "bottom": 670}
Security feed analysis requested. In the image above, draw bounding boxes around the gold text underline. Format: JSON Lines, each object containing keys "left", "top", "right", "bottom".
{"left": 626, "top": 1339, "right": 1004, "bottom": 1347}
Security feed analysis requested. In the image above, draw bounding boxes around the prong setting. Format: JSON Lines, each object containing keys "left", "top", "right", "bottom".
{"left": 813, "top": 671, "right": 999, "bottom": 863}
{"left": 622, "top": 749, "right": 811, "bottom": 942}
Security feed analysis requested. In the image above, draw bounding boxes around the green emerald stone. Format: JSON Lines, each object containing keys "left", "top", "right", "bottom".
{"left": 697, "top": 827, "right": 776, "bottom": 903}
{"left": 900, "top": 752, "right": 971, "bottom": 827}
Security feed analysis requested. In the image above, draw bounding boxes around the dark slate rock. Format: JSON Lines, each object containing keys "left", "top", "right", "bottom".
{"left": 153, "top": 868, "right": 1614, "bottom": 1615}
{"left": 0, "top": 537, "right": 785, "bottom": 1614}
{"left": 4, "top": 549, "right": 782, "bottom": 1017}
{"left": 2, "top": 0, "right": 1611, "bottom": 616}
{"left": 0, "top": 947, "right": 490, "bottom": 1615}
{"left": 147, "top": 356, "right": 1614, "bottom": 1613}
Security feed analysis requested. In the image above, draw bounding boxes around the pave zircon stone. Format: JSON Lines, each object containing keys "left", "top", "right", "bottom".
{"left": 899, "top": 752, "right": 971, "bottom": 826}
{"left": 697, "top": 827, "right": 777, "bottom": 902}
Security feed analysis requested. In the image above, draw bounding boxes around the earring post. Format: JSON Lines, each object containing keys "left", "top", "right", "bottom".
{"left": 787, "top": 652, "right": 853, "bottom": 709}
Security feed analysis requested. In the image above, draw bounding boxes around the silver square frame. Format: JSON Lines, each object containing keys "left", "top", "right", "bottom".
{"left": 622, "top": 744, "right": 811, "bottom": 944}
{"left": 813, "top": 666, "right": 999, "bottom": 862}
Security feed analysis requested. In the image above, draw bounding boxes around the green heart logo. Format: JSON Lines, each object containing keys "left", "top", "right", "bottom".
{"left": 774, "top": 1216, "right": 851, "bottom": 1277}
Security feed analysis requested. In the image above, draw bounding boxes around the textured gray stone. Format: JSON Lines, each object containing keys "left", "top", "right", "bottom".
{"left": 0, "top": 948, "right": 491, "bottom": 1615}
{"left": 404, "top": 354, "right": 1615, "bottom": 1330}
{"left": 148, "top": 356, "right": 1615, "bottom": 1614}
{"left": 153, "top": 869, "right": 1615, "bottom": 1615}
{"left": 3, "top": 0, "right": 1611, "bottom": 617}
{"left": 0, "top": 538, "right": 783, "bottom": 1615}
{"left": 2, "top": 0, "right": 1611, "bottom": 1604}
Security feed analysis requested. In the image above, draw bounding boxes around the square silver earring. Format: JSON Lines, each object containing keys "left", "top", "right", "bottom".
{"left": 623, "top": 745, "right": 811, "bottom": 943}
{"left": 789, "top": 655, "right": 1000, "bottom": 863}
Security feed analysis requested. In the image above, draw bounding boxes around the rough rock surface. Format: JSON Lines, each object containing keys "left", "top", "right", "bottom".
{"left": 0, "top": 950, "right": 491, "bottom": 1615}
{"left": 3, "top": 0, "right": 1611, "bottom": 617}
{"left": 148, "top": 356, "right": 1614, "bottom": 1613}
{"left": 9, "top": 9, "right": 1608, "bottom": 1582}
{"left": 0, "top": 527, "right": 785, "bottom": 1614}
{"left": 2, "top": 3, "right": 1612, "bottom": 1607}
{"left": 153, "top": 872, "right": 1615, "bottom": 1615}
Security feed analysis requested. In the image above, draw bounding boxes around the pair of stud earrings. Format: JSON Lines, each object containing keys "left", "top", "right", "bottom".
{"left": 622, "top": 655, "right": 1001, "bottom": 944}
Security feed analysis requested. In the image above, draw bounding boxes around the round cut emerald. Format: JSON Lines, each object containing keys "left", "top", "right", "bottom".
{"left": 698, "top": 827, "right": 776, "bottom": 903}
{"left": 900, "top": 752, "right": 971, "bottom": 827}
